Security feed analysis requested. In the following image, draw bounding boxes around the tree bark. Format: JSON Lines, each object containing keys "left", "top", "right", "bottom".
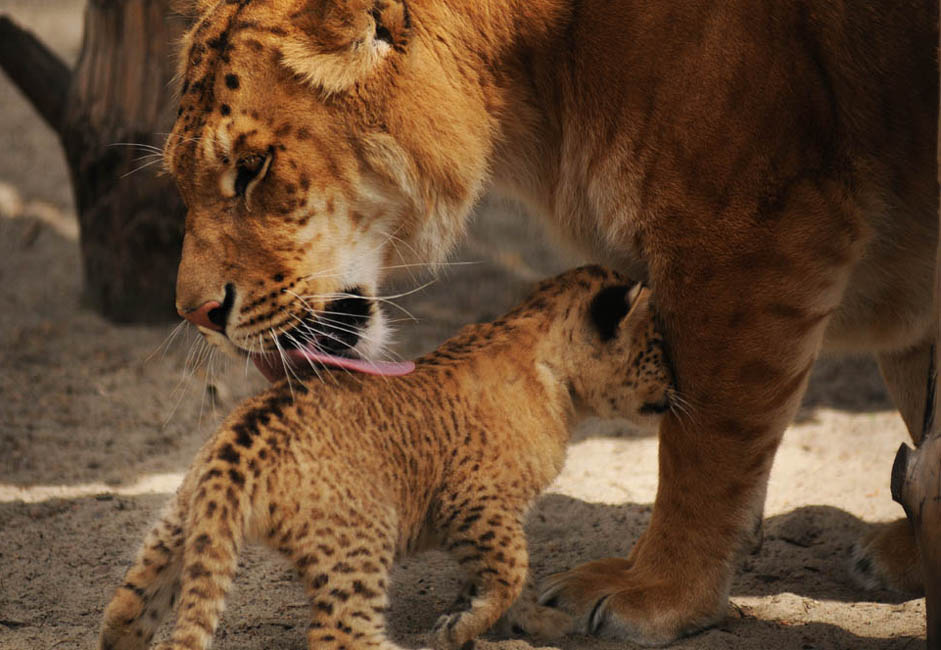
{"left": 0, "top": 16, "right": 71, "bottom": 132}
{"left": 0, "top": 1, "right": 188, "bottom": 322}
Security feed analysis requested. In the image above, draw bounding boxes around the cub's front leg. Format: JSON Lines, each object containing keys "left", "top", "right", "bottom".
{"left": 433, "top": 498, "right": 535, "bottom": 650}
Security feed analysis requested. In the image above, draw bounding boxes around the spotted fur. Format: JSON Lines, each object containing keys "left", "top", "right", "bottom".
{"left": 98, "top": 267, "right": 673, "bottom": 650}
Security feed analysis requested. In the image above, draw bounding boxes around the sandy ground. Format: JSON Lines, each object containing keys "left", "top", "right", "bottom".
{"left": 0, "top": 2, "right": 929, "bottom": 649}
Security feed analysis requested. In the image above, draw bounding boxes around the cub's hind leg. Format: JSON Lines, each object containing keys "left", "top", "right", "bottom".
{"left": 851, "top": 337, "right": 936, "bottom": 595}
{"left": 272, "top": 501, "right": 413, "bottom": 650}
{"left": 162, "top": 458, "right": 254, "bottom": 650}
{"left": 434, "top": 500, "right": 543, "bottom": 650}
{"left": 99, "top": 496, "right": 186, "bottom": 650}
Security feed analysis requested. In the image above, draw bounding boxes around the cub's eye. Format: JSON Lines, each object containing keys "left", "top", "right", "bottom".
{"left": 234, "top": 151, "right": 271, "bottom": 198}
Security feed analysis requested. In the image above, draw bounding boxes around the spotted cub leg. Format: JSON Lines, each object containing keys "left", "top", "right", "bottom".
{"left": 160, "top": 463, "right": 252, "bottom": 650}
{"left": 99, "top": 495, "right": 186, "bottom": 650}
{"left": 271, "top": 503, "right": 414, "bottom": 650}
{"left": 433, "top": 503, "right": 530, "bottom": 650}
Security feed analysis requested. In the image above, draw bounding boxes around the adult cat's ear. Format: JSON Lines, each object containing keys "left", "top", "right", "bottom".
{"left": 169, "top": 0, "right": 216, "bottom": 19}
{"left": 281, "top": 0, "right": 410, "bottom": 95}
{"left": 589, "top": 282, "right": 643, "bottom": 342}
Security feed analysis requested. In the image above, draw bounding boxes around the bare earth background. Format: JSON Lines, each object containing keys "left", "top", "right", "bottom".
{"left": 0, "top": 2, "right": 929, "bottom": 649}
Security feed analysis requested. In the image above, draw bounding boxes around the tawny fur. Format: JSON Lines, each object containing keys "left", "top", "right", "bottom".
{"left": 99, "top": 267, "right": 673, "bottom": 650}
{"left": 164, "top": 0, "right": 938, "bottom": 642}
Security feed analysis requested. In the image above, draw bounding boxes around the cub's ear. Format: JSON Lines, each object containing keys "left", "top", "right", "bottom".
{"left": 589, "top": 283, "right": 643, "bottom": 342}
{"left": 281, "top": 0, "right": 410, "bottom": 95}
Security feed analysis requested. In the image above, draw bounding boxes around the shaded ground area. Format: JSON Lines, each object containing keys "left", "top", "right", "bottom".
{"left": 0, "top": 2, "right": 925, "bottom": 649}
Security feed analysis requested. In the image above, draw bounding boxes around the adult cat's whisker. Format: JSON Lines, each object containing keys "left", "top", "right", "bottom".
{"left": 280, "top": 297, "right": 381, "bottom": 345}
{"left": 297, "top": 286, "right": 427, "bottom": 321}
{"left": 146, "top": 319, "right": 188, "bottom": 363}
{"left": 286, "top": 306, "right": 397, "bottom": 354}
{"left": 270, "top": 329, "right": 298, "bottom": 401}
{"left": 277, "top": 327, "right": 329, "bottom": 383}
{"left": 309, "top": 315, "right": 403, "bottom": 360}
{"left": 295, "top": 260, "right": 475, "bottom": 285}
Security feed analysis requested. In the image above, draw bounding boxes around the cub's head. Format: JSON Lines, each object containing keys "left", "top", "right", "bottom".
{"left": 522, "top": 266, "right": 675, "bottom": 431}
{"left": 166, "top": 0, "right": 501, "bottom": 374}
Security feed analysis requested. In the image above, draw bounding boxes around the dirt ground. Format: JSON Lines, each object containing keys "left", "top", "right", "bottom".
{"left": 0, "top": 2, "right": 929, "bottom": 649}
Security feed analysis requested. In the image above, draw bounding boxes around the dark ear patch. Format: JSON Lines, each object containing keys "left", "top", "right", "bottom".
{"left": 589, "top": 285, "right": 632, "bottom": 342}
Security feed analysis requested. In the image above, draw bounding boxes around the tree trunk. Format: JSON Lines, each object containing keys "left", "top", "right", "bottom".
{"left": 0, "top": 1, "right": 187, "bottom": 322}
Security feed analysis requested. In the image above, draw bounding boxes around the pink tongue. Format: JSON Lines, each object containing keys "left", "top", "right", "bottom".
{"left": 252, "top": 349, "right": 415, "bottom": 383}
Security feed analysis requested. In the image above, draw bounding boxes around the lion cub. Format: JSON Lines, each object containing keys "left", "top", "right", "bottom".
{"left": 99, "top": 266, "right": 673, "bottom": 650}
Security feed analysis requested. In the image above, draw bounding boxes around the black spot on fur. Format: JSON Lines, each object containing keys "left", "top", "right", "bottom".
{"left": 589, "top": 285, "right": 633, "bottom": 342}
{"left": 352, "top": 580, "right": 378, "bottom": 598}
{"left": 218, "top": 444, "right": 240, "bottom": 464}
{"left": 220, "top": 104, "right": 231, "bottom": 115}
{"left": 330, "top": 588, "right": 351, "bottom": 601}
{"left": 582, "top": 265, "right": 611, "bottom": 279}
{"left": 225, "top": 73, "right": 240, "bottom": 89}
{"left": 228, "top": 468, "right": 245, "bottom": 487}
{"left": 233, "top": 421, "right": 257, "bottom": 448}
{"left": 122, "top": 582, "right": 145, "bottom": 598}
{"left": 457, "top": 513, "right": 481, "bottom": 532}
{"left": 187, "top": 562, "right": 210, "bottom": 579}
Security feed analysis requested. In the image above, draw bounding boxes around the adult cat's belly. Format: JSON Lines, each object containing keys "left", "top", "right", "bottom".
{"left": 823, "top": 213, "right": 936, "bottom": 354}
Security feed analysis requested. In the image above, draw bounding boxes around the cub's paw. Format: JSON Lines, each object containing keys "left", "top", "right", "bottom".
{"left": 432, "top": 612, "right": 466, "bottom": 650}
{"left": 850, "top": 519, "right": 923, "bottom": 595}
{"left": 497, "top": 600, "right": 573, "bottom": 640}
{"left": 539, "top": 558, "right": 724, "bottom": 646}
